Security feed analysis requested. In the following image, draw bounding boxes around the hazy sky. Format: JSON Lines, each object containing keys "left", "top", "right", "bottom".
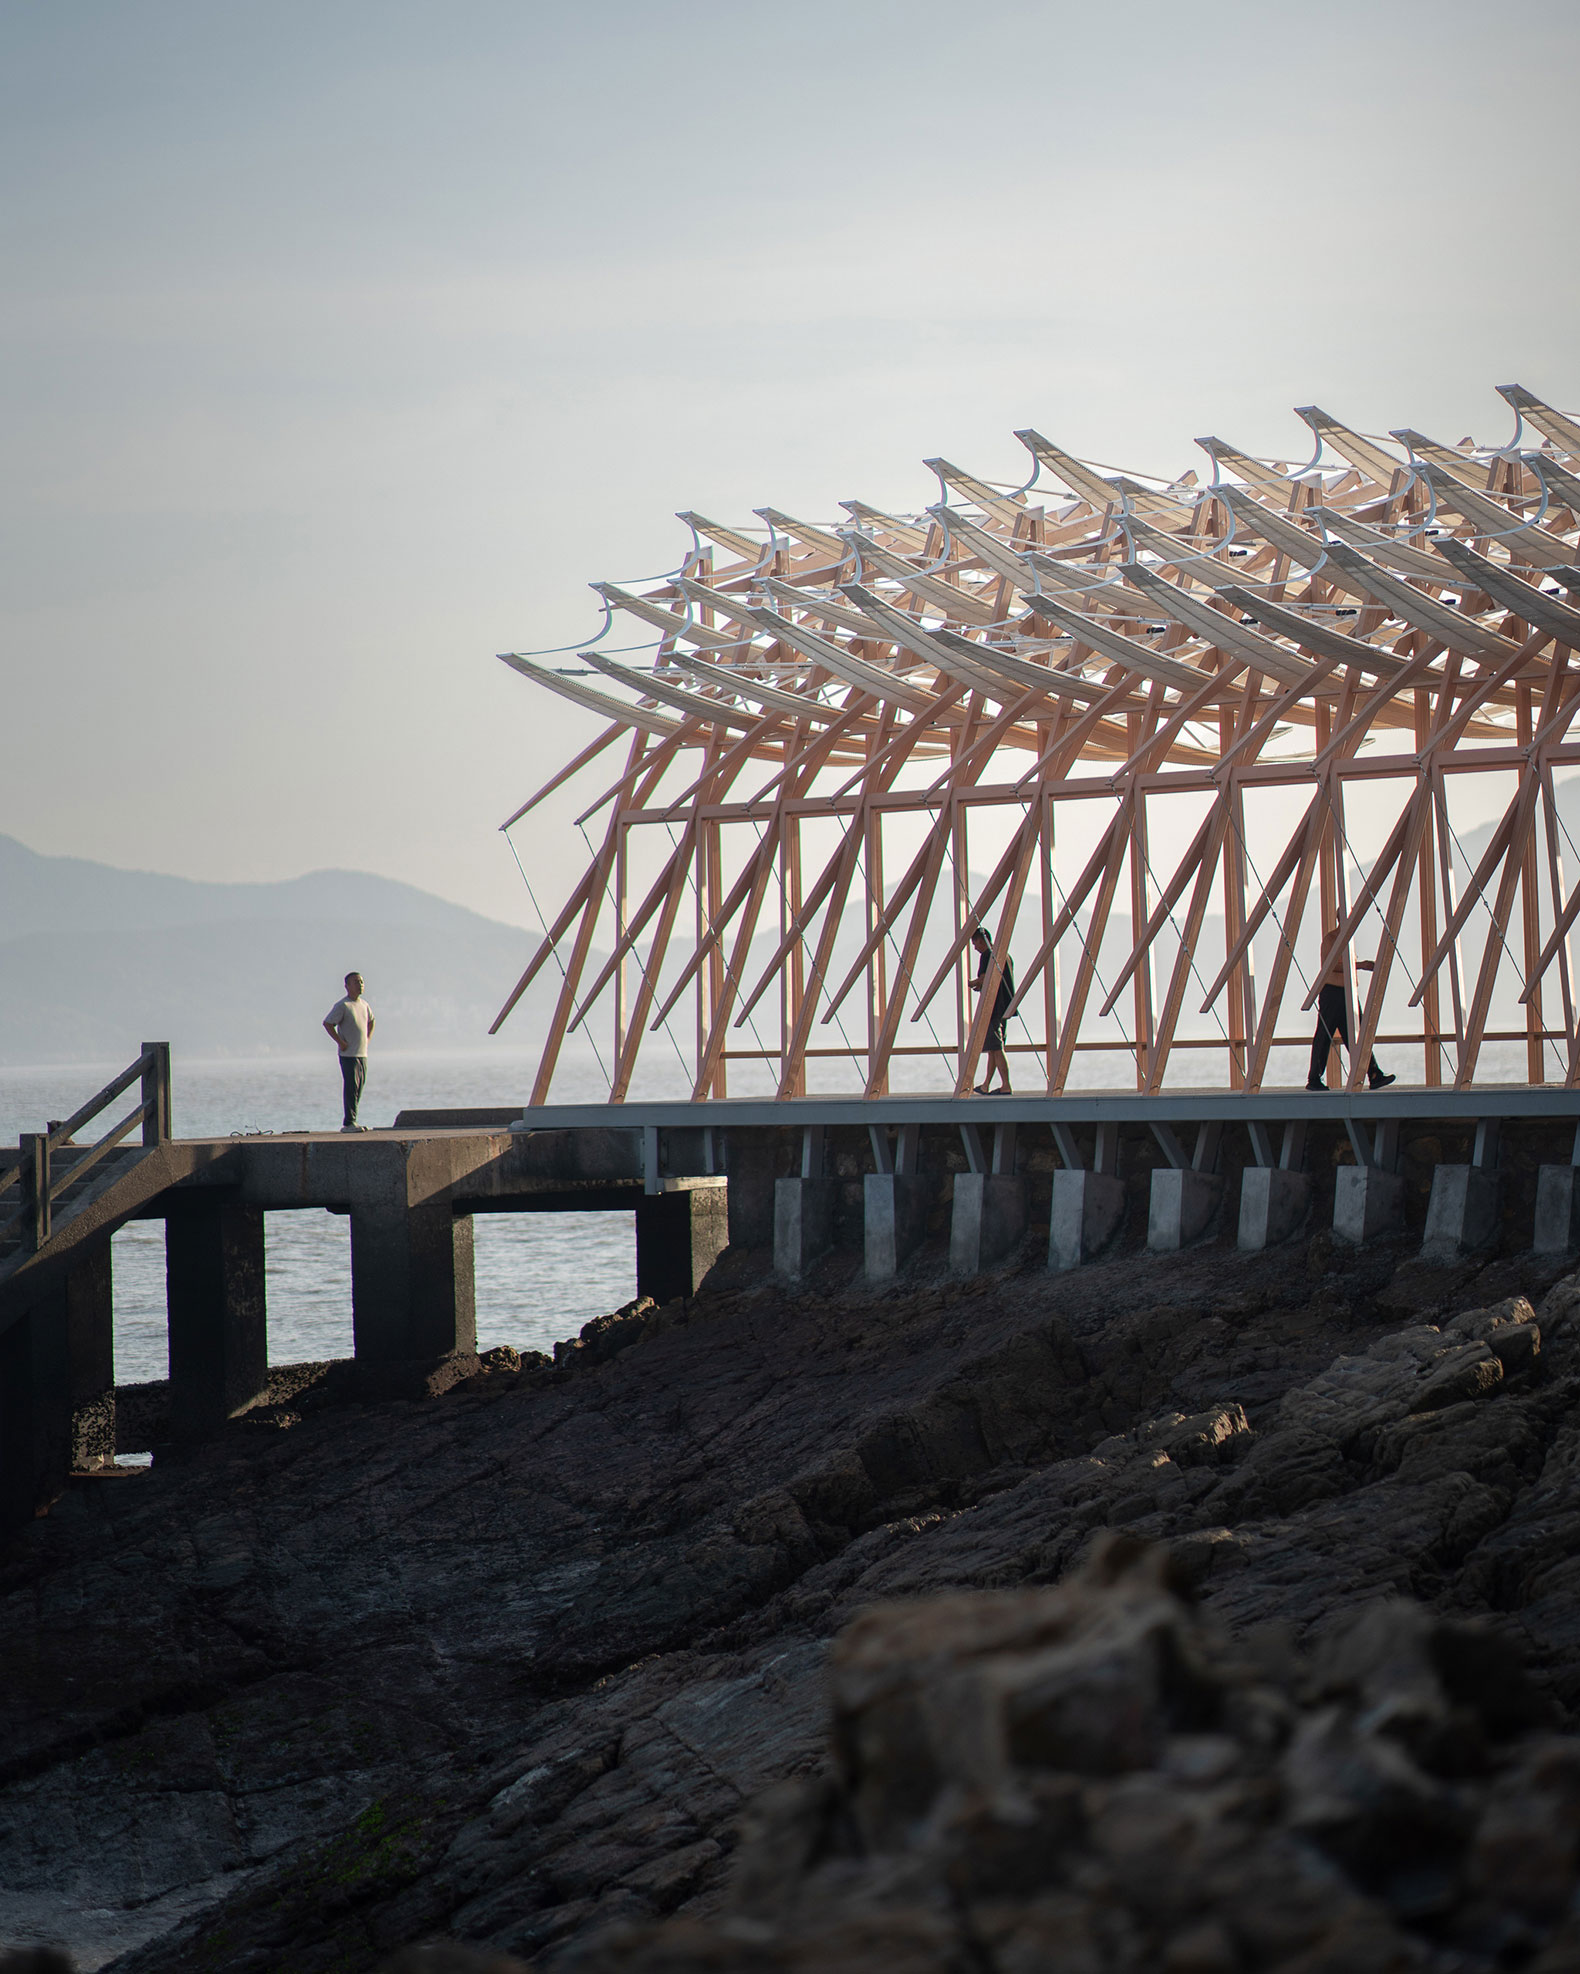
{"left": 3, "top": 0, "right": 1576, "bottom": 928}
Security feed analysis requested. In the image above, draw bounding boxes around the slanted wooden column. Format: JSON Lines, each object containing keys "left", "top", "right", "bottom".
{"left": 166, "top": 1199, "right": 268, "bottom": 1438}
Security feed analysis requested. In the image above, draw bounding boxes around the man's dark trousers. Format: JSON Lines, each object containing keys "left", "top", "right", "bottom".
{"left": 1309, "top": 983, "right": 1385, "bottom": 1086}
{"left": 340, "top": 1055, "right": 366, "bottom": 1127}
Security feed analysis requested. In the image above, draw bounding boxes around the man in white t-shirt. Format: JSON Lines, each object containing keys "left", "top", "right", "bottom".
{"left": 322, "top": 972, "right": 375, "bottom": 1131}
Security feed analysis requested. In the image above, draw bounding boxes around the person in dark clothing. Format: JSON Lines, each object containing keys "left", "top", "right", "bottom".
{"left": 969, "top": 927, "right": 1015, "bottom": 1094}
{"left": 1308, "top": 922, "right": 1395, "bottom": 1091}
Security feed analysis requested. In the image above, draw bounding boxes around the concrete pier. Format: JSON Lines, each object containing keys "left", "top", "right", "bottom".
{"left": 1535, "top": 1165, "right": 1580, "bottom": 1254}
{"left": 950, "top": 1122, "right": 1025, "bottom": 1275}
{"left": 774, "top": 1178, "right": 833, "bottom": 1281}
{"left": 1147, "top": 1123, "right": 1223, "bottom": 1252}
{"left": 351, "top": 1200, "right": 474, "bottom": 1383}
{"left": 774, "top": 1126, "right": 833, "bottom": 1281}
{"left": 8, "top": 1082, "right": 1580, "bottom": 1527}
{"left": 1238, "top": 1122, "right": 1311, "bottom": 1252}
{"left": 950, "top": 1175, "right": 1027, "bottom": 1274}
{"left": 1239, "top": 1168, "right": 1312, "bottom": 1250}
{"left": 1532, "top": 1125, "right": 1580, "bottom": 1255}
{"left": 1048, "top": 1170, "right": 1125, "bottom": 1271}
{"left": 167, "top": 1200, "right": 269, "bottom": 1434}
{"left": 0, "top": 1250, "right": 115, "bottom": 1521}
{"left": 636, "top": 1181, "right": 729, "bottom": 1303}
{"left": 864, "top": 1176, "right": 930, "bottom": 1279}
{"left": 1419, "top": 1120, "right": 1502, "bottom": 1262}
{"left": 864, "top": 1122, "right": 930, "bottom": 1280}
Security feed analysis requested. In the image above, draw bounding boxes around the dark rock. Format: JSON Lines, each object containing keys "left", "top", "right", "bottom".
{"left": 1409, "top": 1345, "right": 1504, "bottom": 1412}
{"left": 6, "top": 1244, "right": 1580, "bottom": 1971}
{"left": 555, "top": 1542, "right": 1580, "bottom": 1971}
{"left": 1444, "top": 1295, "right": 1537, "bottom": 1339}
{"left": 380, "top": 1950, "right": 530, "bottom": 1973}
{"left": 1488, "top": 1322, "right": 1542, "bottom": 1372}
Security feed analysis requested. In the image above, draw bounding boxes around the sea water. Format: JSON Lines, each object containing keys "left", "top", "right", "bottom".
{"left": 0, "top": 1053, "right": 650, "bottom": 1383}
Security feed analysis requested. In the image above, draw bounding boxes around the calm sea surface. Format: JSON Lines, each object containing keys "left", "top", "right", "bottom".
{"left": 0, "top": 1052, "right": 647, "bottom": 1383}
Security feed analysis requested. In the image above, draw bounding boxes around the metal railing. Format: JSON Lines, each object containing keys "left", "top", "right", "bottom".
{"left": 0, "top": 1043, "right": 170, "bottom": 1256}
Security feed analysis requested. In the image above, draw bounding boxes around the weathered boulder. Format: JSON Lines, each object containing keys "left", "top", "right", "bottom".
{"left": 559, "top": 1540, "right": 1578, "bottom": 1972}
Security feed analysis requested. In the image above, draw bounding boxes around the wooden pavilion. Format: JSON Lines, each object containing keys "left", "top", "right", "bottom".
{"left": 492, "top": 386, "right": 1580, "bottom": 1106}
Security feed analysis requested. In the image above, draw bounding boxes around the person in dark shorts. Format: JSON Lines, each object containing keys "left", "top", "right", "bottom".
{"left": 1308, "top": 923, "right": 1394, "bottom": 1091}
{"left": 323, "top": 971, "right": 375, "bottom": 1129}
{"left": 969, "top": 926, "right": 1015, "bottom": 1094}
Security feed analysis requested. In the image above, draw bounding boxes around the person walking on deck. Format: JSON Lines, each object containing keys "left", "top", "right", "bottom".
{"left": 323, "top": 972, "right": 375, "bottom": 1130}
{"left": 970, "top": 928, "right": 1015, "bottom": 1094}
{"left": 1308, "top": 925, "right": 1394, "bottom": 1092}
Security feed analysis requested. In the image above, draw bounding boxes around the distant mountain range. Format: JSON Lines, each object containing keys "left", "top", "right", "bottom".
{"left": 0, "top": 835, "right": 579, "bottom": 1065}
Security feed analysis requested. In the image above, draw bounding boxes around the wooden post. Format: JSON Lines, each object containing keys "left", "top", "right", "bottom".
{"left": 19, "top": 1134, "right": 49, "bottom": 1252}
{"left": 140, "top": 1042, "right": 171, "bottom": 1144}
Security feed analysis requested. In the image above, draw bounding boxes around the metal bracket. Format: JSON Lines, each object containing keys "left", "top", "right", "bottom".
{"left": 1094, "top": 1121, "right": 1120, "bottom": 1175}
{"left": 992, "top": 1122, "right": 1017, "bottom": 1175}
{"left": 800, "top": 1124, "right": 825, "bottom": 1180}
{"left": 643, "top": 1124, "right": 661, "bottom": 1196}
{"left": 1192, "top": 1122, "right": 1222, "bottom": 1174}
{"left": 1051, "top": 1123, "right": 1083, "bottom": 1171}
{"left": 960, "top": 1124, "right": 986, "bottom": 1175}
{"left": 1150, "top": 1122, "right": 1188, "bottom": 1171}
{"left": 1246, "top": 1121, "right": 1276, "bottom": 1169}
{"left": 1472, "top": 1118, "right": 1501, "bottom": 1170}
{"left": 867, "top": 1124, "right": 893, "bottom": 1175}
{"left": 1345, "top": 1117, "right": 1399, "bottom": 1172}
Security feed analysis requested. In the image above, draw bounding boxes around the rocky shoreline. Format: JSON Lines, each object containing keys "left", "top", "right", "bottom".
{"left": 4, "top": 1227, "right": 1580, "bottom": 1970}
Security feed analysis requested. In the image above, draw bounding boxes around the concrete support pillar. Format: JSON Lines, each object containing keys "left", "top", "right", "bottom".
{"left": 0, "top": 1247, "right": 115, "bottom": 1522}
{"left": 1146, "top": 1122, "right": 1223, "bottom": 1252}
{"left": 1048, "top": 1169, "right": 1124, "bottom": 1271}
{"left": 351, "top": 1201, "right": 475, "bottom": 1371}
{"left": 1238, "top": 1167, "right": 1312, "bottom": 1251}
{"left": 636, "top": 1180, "right": 728, "bottom": 1304}
{"left": 1419, "top": 1121, "right": 1502, "bottom": 1262}
{"left": 1534, "top": 1164, "right": 1580, "bottom": 1254}
{"left": 167, "top": 1201, "right": 269, "bottom": 1437}
{"left": 1148, "top": 1168, "right": 1224, "bottom": 1251}
{"left": 864, "top": 1174, "right": 929, "bottom": 1280}
{"left": 950, "top": 1174, "right": 1027, "bottom": 1275}
{"left": 774, "top": 1178, "right": 833, "bottom": 1281}
{"left": 1333, "top": 1167, "right": 1405, "bottom": 1245}
{"left": 60, "top": 1244, "right": 115, "bottom": 1470}
{"left": 1333, "top": 1118, "right": 1405, "bottom": 1246}
{"left": 724, "top": 1136, "right": 776, "bottom": 1251}
{"left": 0, "top": 1308, "right": 60, "bottom": 1523}
{"left": 1421, "top": 1166, "right": 1502, "bottom": 1261}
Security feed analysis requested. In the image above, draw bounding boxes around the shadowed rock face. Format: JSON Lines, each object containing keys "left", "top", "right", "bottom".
{"left": 565, "top": 1541, "right": 1580, "bottom": 1973}
{"left": 2, "top": 1233, "right": 1580, "bottom": 1971}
